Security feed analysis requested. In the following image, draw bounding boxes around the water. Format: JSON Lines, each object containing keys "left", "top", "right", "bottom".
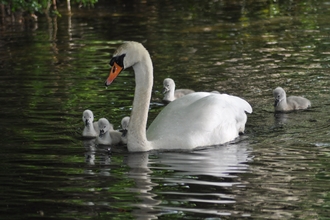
{"left": 1, "top": 0, "right": 330, "bottom": 219}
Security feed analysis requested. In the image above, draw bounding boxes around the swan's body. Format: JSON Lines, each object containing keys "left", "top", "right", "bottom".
{"left": 105, "top": 41, "right": 252, "bottom": 152}
{"left": 82, "top": 110, "right": 99, "bottom": 138}
{"left": 273, "top": 87, "right": 311, "bottom": 112}
{"left": 96, "top": 118, "right": 122, "bottom": 145}
{"left": 163, "top": 78, "right": 195, "bottom": 103}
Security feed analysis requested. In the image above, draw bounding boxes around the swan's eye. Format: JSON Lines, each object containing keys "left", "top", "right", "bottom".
{"left": 109, "top": 54, "right": 126, "bottom": 67}
{"left": 109, "top": 58, "right": 115, "bottom": 66}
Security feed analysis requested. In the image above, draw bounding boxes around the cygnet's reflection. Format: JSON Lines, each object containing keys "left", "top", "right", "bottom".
{"left": 83, "top": 139, "right": 97, "bottom": 165}
{"left": 83, "top": 139, "right": 112, "bottom": 177}
{"left": 274, "top": 112, "right": 289, "bottom": 125}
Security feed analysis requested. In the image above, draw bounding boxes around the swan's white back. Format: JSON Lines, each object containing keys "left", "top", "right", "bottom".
{"left": 147, "top": 92, "right": 252, "bottom": 149}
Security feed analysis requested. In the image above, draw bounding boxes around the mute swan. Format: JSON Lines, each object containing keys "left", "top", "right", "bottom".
{"left": 120, "top": 116, "right": 130, "bottom": 144}
{"left": 273, "top": 87, "right": 311, "bottom": 112}
{"left": 105, "top": 41, "right": 252, "bottom": 152}
{"left": 96, "top": 118, "right": 123, "bottom": 145}
{"left": 163, "top": 78, "right": 195, "bottom": 103}
{"left": 82, "top": 110, "right": 99, "bottom": 138}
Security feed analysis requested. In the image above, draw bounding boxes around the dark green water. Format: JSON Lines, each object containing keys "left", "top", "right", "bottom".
{"left": 1, "top": 0, "right": 330, "bottom": 219}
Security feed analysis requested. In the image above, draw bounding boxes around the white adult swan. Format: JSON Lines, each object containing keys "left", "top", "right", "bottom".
{"left": 105, "top": 41, "right": 252, "bottom": 152}
{"left": 273, "top": 87, "right": 311, "bottom": 112}
{"left": 163, "top": 78, "right": 195, "bottom": 103}
{"left": 82, "top": 109, "right": 99, "bottom": 138}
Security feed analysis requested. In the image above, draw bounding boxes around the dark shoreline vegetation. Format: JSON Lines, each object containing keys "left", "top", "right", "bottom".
{"left": 0, "top": 0, "right": 98, "bottom": 28}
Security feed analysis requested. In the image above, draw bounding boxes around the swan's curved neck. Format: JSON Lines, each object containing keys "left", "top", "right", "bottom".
{"left": 127, "top": 56, "right": 153, "bottom": 152}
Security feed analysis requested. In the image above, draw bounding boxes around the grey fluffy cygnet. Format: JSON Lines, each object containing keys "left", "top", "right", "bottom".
{"left": 82, "top": 110, "right": 99, "bottom": 138}
{"left": 273, "top": 87, "right": 311, "bottom": 112}
{"left": 96, "top": 118, "right": 122, "bottom": 145}
{"left": 162, "top": 78, "right": 194, "bottom": 103}
{"left": 120, "top": 116, "right": 130, "bottom": 144}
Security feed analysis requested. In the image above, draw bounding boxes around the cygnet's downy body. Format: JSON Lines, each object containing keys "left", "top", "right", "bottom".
{"left": 119, "top": 116, "right": 130, "bottom": 144}
{"left": 273, "top": 87, "right": 311, "bottom": 112}
{"left": 96, "top": 118, "right": 123, "bottom": 145}
{"left": 162, "top": 78, "right": 194, "bottom": 103}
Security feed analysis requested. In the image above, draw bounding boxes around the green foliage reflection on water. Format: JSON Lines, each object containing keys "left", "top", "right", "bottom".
{"left": 1, "top": 0, "right": 330, "bottom": 219}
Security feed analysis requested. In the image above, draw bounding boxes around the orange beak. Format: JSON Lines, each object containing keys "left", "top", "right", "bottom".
{"left": 105, "top": 62, "right": 123, "bottom": 86}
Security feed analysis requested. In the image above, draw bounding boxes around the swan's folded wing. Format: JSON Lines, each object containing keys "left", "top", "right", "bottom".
{"left": 220, "top": 94, "right": 253, "bottom": 114}
{"left": 146, "top": 92, "right": 250, "bottom": 148}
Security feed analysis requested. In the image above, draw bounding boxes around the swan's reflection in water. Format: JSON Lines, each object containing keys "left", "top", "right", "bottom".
{"left": 83, "top": 139, "right": 252, "bottom": 219}
{"left": 126, "top": 152, "right": 161, "bottom": 220}
{"left": 151, "top": 141, "right": 251, "bottom": 217}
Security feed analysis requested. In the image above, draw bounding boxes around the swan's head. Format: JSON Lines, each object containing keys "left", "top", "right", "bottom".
{"left": 98, "top": 118, "right": 110, "bottom": 136}
{"left": 105, "top": 41, "right": 149, "bottom": 86}
{"left": 163, "top": 78, "right": 175, "bottom": 94}
{"left": 82, "top": 110, "right": 94, "bottom": 126}
{"left": 273, "top": 87, "right": 286, "bottom": 107}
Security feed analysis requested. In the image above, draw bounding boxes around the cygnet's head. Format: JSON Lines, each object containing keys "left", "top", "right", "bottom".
{"left": 273, "top": 87, "right": 287, "bottom": 107}
{"left": 82, "top": 110, "right": 94, "bottom": 126}
{"left": 98, "top": 118, "right": 111, "bottom": 136}
{"left": 121, "top": 116, "right": 130, "bottom": 130}
{"left": 163, "top": 78, "right": 175, "bottom": 94}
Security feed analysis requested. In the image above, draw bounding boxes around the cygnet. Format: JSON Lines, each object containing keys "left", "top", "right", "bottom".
{"left": 273, "top": 87, "right": 311, "bottom": 112}
{"left": 82, "top": 110, "right": 99, "bottom": 138}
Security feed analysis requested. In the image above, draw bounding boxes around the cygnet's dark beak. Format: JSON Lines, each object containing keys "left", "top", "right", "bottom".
{"left": 121, "top": 129, "right": 128, "bottom": 137}
{"left": 274, "top": 99, "right": 279, "bottom": 107}
{"left": 99, "top": 129, "right": 105, "bottom": 137}
{"left": 163, "top": 87, "right": 169, "bottom": 94}
{"left": 85, "top": 119, "right": 90, "bottom": 126}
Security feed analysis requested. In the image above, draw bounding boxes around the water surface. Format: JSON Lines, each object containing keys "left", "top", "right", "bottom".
{"left": 1, "top": 0, "right": 330, "bottom": 219}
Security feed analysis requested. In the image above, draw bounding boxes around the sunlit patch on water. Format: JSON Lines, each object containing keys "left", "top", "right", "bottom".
{"left": 314, "top": 142, "right": 330, "bottom": 147}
